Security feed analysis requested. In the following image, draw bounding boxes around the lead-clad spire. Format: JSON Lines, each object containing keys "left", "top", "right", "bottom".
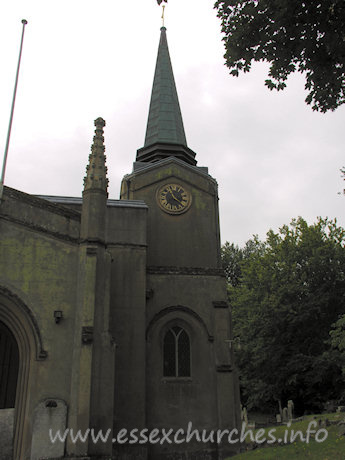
{"left": 84, "top": 118, "right": 108, "bottom": 193}
{"left": 136, "top": 27, "right": 197, "bottom": 166}
{"left": 145, "top": 27, "right": 186, "bottom": 147}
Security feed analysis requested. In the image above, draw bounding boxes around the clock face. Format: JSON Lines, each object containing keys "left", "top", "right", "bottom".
{"left": 157, "top": 183, "right": 192, "bottom": 215}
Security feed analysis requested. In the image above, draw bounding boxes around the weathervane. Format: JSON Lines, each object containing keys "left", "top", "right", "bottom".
{"left": 161, "top": 5, "right": 165, "bottom": 27}
{"left": 157, "top": 0, "right": 168, "bottom": 27}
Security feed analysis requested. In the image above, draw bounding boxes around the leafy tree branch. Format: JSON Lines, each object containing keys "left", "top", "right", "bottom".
{"left": 214, "top": 0, "right": 345, "bottom": 112}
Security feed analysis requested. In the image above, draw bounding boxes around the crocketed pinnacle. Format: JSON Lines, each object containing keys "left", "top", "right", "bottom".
{"left": 144, "top": 27, "right": 187, "bottom": 147}
{"left": 83, "top": 118, "right": 109, "bottom": 193}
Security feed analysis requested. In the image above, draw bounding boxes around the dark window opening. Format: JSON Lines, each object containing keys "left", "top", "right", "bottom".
{"left": 0, "top": 321, "right": 19, "bottom": 409}
{"left": 163, "top": 326, "right": 190, "bottom": 377}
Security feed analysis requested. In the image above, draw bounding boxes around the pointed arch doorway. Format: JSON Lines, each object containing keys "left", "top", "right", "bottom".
{"left": 0, "top": 320, "right": 19, "bottom": 409}
{"left": 0, "top": 287, "right": 47, "bottom": 459}
{"left": 0, "top": 319, "right": 19, "bottom": 459}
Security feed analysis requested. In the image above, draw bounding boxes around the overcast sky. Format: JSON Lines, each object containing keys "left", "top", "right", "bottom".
{"left": 1, "top": 0, "right": 344, "bottom": 246}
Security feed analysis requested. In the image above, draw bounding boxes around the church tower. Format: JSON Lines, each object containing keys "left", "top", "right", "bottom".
{"left": 0, "top": 21, "right": 240, "bottom": 460}
{"left": 116, "top": 26, "right": 241, "bottom": 459}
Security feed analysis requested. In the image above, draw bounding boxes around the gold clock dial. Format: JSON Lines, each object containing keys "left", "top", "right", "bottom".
{"left": 157, "top": 183, "right": 192, "bottom": 215}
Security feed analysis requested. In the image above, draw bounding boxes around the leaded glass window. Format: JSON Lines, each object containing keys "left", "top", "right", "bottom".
{"left": 163, "top": 326, "right": 190, "bottom": 377}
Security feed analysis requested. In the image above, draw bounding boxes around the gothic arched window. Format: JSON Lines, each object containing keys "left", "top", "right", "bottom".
{"left": 163, "top": 326, "right": 190, "bottom": 377}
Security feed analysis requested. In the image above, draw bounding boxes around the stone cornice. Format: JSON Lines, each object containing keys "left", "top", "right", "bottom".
{"left": 107, "top": 242, "right": 147, "bottom": 250}
{"left": 147, "top": 266, "right": 225, "bottom": 277}
{"left": 216, "top": 364, "right": 233, "bottom": 373}
{"left": 213, "top": 301, "right": 229, "bottom": 309}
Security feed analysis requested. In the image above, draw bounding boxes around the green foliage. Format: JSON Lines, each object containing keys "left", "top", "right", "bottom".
{"left": 214, "top": 0, "right": 345, "bottom": 112}
{"left": 223, "top": 217, "right": 345, "bottom": 413}
{"left": 330, "top": 314, "right": 345, "bottom": 386}
{"left": 221, "top": 237, "right": 263, "bottom": 286}
{"left": 330, "top": 314, "right": 345, "bottom": 352}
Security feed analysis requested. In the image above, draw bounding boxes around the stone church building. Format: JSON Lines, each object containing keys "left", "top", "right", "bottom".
{"left": 0, "top": 27, "right": 241, "bottom": 460}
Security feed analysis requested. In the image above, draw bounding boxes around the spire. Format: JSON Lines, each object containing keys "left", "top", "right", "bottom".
{"left": 145, "top": 26, "right": 186, "bottom": 147}
{"left": 84, "top": 118, "right": 108, "bottom": 193}
{"left": 136, "top": 27, "right": 197, "bottom": 166}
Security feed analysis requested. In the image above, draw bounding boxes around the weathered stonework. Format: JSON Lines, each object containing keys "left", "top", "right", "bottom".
{"left": 0, "top": 26, "right": 241, "bottom": 460}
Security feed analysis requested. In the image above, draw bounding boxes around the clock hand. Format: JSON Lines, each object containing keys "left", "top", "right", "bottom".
{"left": 170, "top": 190, "right": 183, "bottom": 205}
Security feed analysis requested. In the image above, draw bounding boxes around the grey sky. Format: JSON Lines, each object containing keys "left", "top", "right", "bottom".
{"left": 1, "top": 0, "right": 344, "bottom": 246}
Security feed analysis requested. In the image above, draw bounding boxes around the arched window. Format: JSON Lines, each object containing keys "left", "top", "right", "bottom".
{"left": 0, "top": 320, "right": 19, "bottom": 408}
{"left": 163, "top": 326, "right": 190, "bottom": 377}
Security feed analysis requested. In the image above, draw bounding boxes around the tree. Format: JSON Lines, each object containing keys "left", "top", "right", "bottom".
{"left": 224, "top": 217, "right": 345, "bottom": 414}
{"left": 329, "top": 314, "right": 345, "bottom": 404}
{"left": 214, "top": 0, "right": 345, "bottom": 112}
{"left": 330, "top": 315, "right": 345, "bottom": 372}
{"left": 221, "top": 237, "right": 263, "bottom": 286}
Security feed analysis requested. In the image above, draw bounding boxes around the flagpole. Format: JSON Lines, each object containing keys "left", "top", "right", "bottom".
{"left": 0, "top": 19, "right": 28, "bottom": 201}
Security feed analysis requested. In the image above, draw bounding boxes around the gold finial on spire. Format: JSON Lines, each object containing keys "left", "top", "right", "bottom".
{"left": 161, "top": 5, "right": 165, "bottom": 27}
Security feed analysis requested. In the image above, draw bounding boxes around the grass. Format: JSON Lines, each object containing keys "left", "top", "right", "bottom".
{"left": 227, "top": 413, "right": 345, "bottom": 459}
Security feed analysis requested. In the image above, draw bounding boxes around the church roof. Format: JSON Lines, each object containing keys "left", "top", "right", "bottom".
{"left": 136, "top": 27, "right": 197, "bottom": 166}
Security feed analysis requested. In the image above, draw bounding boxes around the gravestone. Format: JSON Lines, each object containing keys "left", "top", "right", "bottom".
{"left": 287, "top": 400, "right": 294, "bottom": 421}
{"left": 282, "top": 407, "right": 288, "bottom": 423}
{"left": 278, "top": 400, "right": 283, "bottom": 419}
{"left": 241, "top": 407, "right": 248, "bottom": 426}
{"left": 30, "top": 399, "right": 67, "bottom": 460}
